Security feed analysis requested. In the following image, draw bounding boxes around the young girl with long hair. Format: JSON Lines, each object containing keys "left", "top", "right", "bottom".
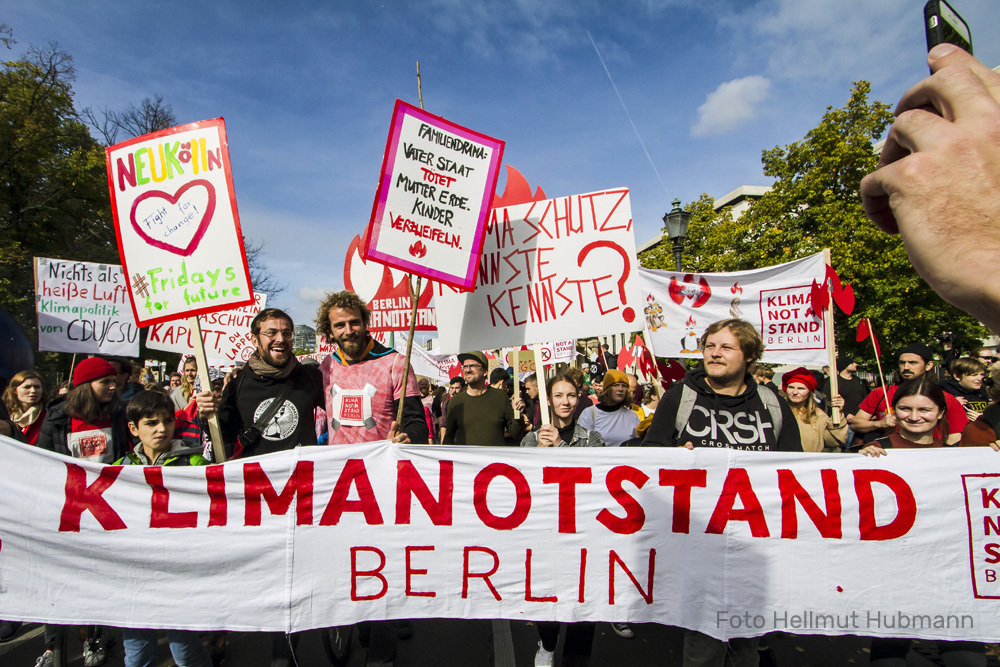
{"left": 781, "top": 367, "right": 847, "bottom": 453}
{"left": 860, "top": 376, "right": 986, "bottom": 666}
{"left": 521, "top": 373, "right": 604, "bottom": 666}
{"left": 3, "top": 370, "right": 50, "bottom": 445}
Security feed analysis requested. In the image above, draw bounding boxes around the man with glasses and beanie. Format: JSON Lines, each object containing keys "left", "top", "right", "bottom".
{"left": 443, "top": 351, "right": 524, "bottom": 445}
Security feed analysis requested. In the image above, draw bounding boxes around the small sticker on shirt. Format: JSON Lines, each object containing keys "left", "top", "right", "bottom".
{"left": 68, "top": 428, "right": 114, "bottom": 462}
{"left": 330, "top": 384, "right": 378, "bottom": 429}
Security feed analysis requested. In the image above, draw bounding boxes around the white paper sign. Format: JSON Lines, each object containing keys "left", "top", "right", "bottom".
{"left": 640, "top": 253, "right": 828, "bottom": 366}
{"left": 106, "top": 118, "right": 254, "bottom": 326}
{"left": 3, "top": 438, "right": 1000, "bottom": 642}
{"left": 34, "top": 257, "right": 139, "bottom": 356}
{"left": 435, "top": 188, "right": 641, "bottom": 353}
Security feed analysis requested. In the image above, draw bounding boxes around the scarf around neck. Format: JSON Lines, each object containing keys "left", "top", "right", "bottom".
{"left": 247, "top": 352, "right": 298, "bottom": 379}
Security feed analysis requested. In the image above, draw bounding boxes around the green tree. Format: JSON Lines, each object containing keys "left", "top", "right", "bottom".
{"left": 640, "top": 81, "right": 986, "bottom": 365}
{"left": 0, "top": 37, "right": 118, "bottom": 380}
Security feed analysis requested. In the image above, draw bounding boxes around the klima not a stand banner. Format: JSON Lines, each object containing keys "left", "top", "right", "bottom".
{"left": 105, "top": 118, "right": 254, "bottom": 327}
{"left": 435, "top": 188, "right": 642, "bottom": 353}
{"left": 3, "top": 438, "right": 1000, "bottom": 641}
{"left": 362, "top": 100, "right": 504, "bottom": 291}
{"left": 639, "top": 253, "right": 828, "bottom": 366}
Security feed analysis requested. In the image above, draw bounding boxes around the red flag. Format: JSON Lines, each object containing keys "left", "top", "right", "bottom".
{"left": 655, "top": 358, "right": 687, "bottom": 391}
{"left": 826, "top": 264, "right": 855, "bottom": 315}
{"left": 810, "top": 279, "right": 830, "bottom": 314}
{"left": 856, "top": 318, "right": 881, "bottom": 358}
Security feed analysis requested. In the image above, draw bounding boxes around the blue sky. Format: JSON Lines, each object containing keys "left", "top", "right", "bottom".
{"left": 7, "top": 0, "right": 1000, "bottom": 330}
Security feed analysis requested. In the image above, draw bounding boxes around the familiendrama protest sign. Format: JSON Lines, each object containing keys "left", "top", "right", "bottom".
{"left": 640, "top": 253, "right": 828, "bottom": 366}
{"left": 4, "top": 436, "right": 999, "bottom": 642}
{"left": 34, "top": 257, "right": 139, "bottom": 356}
{"left": 435, "top": 188, "right": 642, "bottom": 353}
{"left": 105, "top": 118, "right": 254, "bottom": 327}
{"left": 361, "top": 100, "right": 504, "bottom": 292}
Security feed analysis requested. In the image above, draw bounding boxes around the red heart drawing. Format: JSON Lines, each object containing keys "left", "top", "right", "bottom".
{"left": 129, "top": 179, "right": 217, "bottom": 257}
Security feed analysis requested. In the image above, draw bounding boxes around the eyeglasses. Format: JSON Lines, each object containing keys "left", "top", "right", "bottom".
{"left": 260, "top": 329, "right": 293, "bottom": 340}
{"left": 462, "top": 364, "right": 483, "bottom": 371}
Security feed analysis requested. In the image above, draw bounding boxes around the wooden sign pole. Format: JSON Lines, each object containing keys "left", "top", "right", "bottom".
{"left": 533, "top": 343, "right": 550, "bottom": 426}
{"left": 188, "top": 316, "right": 226, "bottom": 463}
{"left": 823, "top": 248, "right": 841, "bottom": 426}
{"left": 394, "top": 60, "right": 428, "bottom": 429}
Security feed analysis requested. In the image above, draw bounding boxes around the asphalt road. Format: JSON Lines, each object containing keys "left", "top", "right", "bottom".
{"left": 1, "top": 619, "right": 996, "bottom": 666}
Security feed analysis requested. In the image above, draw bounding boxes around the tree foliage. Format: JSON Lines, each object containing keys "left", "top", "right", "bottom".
{"left": 640, "top": 81, "right": 986, "bottom": 365}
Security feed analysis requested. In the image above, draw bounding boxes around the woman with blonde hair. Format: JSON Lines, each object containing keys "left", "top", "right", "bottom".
{"left": 781, "top": 367, "right": 847, "bottom": 453}
{"left": 3, "top": 370, "right": 50, "bottom": 445}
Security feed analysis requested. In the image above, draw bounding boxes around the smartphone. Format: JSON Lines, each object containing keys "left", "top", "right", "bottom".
{"left": 924, "top": 0, "right": 973, "bottom": 55}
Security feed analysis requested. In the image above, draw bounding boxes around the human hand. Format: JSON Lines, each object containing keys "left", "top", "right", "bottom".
{"left": 860, "top": 45, "right": 1000, "bottom": 334}
{"left": 681, "top": 441, "right": 694, "bottom": 450}
{"left": 513, "top": 397, "right": 525, "bottom": 413}
{"left": 537, "top": 424, "right": 559, "bottom": 447}
{"left": 880, "top": 413, "right": 896, "bottom": 430}
{"left": 194, "top": 390, "right": 217, "bottom": 418}
{"left": 387, "top": 421, "right": 411, "bottom": 444}
{"left": 966, "top": 409, "right": 982, "bottom": 422}
{"left": 955, "top": 395, "right": 969, "bottom": 407}
{"left": 831, "top": 395, "right": 845, "bottom": 409}
{"left": 990, "top": 440, "right": 1000, "bottom": 453}
{"left": 860, "top": 445, "right": 887, "bottom": 458}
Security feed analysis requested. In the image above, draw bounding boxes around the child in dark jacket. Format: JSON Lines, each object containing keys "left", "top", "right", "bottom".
{"left": 115, "top": 391, "right": 211, "bottom": 667}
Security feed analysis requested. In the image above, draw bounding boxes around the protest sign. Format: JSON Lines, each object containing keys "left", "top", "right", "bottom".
{"left": 3, "top": 437, "right": 1000, "bottom": 642}
{"left": 105, "top": 118, "right": 254, "bottom": 327}
{"left": 504, "top": 340, "right": 576, "bottom": 373}
{"left": 146, "top": 292, "right": 267, "bottom": 364}
{"left": 361, "top": 100, "right": 504, "bottom": 291}
{"left": 640, "top": 253, "right": 828, "bottom": 366}
{"left": 34, "top": 257, "right": 139, "bottom": 356}
{"left": 344, "top": 235, "right": 436, "bottom": 332}
{"left": 435, "top": 188, "right": 642, "bottom": 353}
{"left": 393, "top": 332, "right": 458, "bottom": 383}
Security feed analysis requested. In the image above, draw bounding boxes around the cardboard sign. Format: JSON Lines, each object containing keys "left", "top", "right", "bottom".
{"left": 105, "top": 118, "right": 254, "bottom": 327}
{"left": 344, "top": 235, "right": 437, "bottom": 332}
{"left": 362, "top": 100, "right": 504, "bottom": 291}
{"left": 435, "top": 188, "right": 641, "bottom": 353}
{"left": 145, "top": 292, "right": 267, "bottom": 364}
{"left": 504, "top": 341, "right": 576, "bottom": 372}
{"left": 5, "top": 438, "right": 1000, "bottom": 642}
{"left": 34, "top": 257, "right": 139, "bottom": 356}
{"left": 640, "top": 253, "right": 828, "bottom": 366}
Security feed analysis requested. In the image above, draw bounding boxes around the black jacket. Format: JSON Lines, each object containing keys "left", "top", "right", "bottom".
{"left": 940, "top": 377, "right": 990, "bottom": 413}
{"left": 219, "top": 362, "right": 324, "bottom": 458}
{"left": 642, "top": 368, "right": 802, "bottom": 452}
{"left": 36, "top": 395, "right": 131, "bottom": 461}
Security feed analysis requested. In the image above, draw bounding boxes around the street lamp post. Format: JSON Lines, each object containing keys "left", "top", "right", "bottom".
{"left": 663, "top": 198, "right": 691, "bottom": 272}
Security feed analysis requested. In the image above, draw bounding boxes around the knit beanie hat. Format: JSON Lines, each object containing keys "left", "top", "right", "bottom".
{"left": 602, "top": 369, "right": 629, "bottom": 391}
{"left": 781, "top": 367, "right": 818, "bottom": 392}
{"left": 73, "top": 357, "right": 118, "bottom": 386}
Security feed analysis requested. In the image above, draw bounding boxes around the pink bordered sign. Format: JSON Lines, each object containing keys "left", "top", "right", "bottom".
{"left": 105, "top": 118, "right": 254, "bottom": 327}
{"left": 362, "top": 100, "right": 504, "bottom": 292}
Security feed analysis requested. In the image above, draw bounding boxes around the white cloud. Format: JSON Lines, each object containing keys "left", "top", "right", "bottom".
{"left": 691, "top": 75, "right": 771, "bottom": 137}
{"left": 297, "top": 286, "right": 335, "bottom": 303}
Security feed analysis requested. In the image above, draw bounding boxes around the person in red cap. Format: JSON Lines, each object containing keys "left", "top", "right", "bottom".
{"left": 37, "top": 356, "right": 129, "bottom": 463}
{"left": 781, "top": 367, "right": 847, "bottom": 453}
{"left": 35, "top": 355, "right": 128, "bottom": 667}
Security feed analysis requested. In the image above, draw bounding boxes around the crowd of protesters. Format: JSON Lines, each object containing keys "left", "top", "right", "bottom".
{"left": 3, "top": 41, "right": 1000, "bottom": 667}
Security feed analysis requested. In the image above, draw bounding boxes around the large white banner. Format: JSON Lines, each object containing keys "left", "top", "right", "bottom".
{"left": 435, "top": 188, "right": 642, "bottom": 353}
{"left": 640, "top": 253, "right": 828, "bottom": 366}
{"left": 3, "top": 437, "right": 1000, "bottom": 641}
{"left": 34, "top": 257, "right": 140, "bottom": 356}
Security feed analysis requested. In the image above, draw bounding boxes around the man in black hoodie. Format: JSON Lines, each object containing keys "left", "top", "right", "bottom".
{"left": 642, "top": 318, "right": 800, "bottom": 667}
{"left": 643, "top": 319, "right": 801, "bottom": 452}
